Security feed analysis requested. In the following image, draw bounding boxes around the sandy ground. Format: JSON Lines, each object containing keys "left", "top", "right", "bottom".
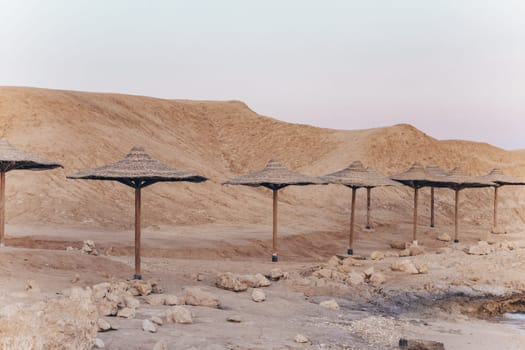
{"left": 1, "top": 222, "right": 525, "bottom": 350}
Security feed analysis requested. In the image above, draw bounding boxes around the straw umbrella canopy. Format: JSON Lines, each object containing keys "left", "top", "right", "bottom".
{"left": 223, "top": 159, "right": 324, "bottom": 262}
{"left": 323, "top": 161, "right": 400, "bottom": 255}
{"left": 67, "top": 146, "right": 207, "bottom": 279}
{"left": 478, "top": 168, "right": 525, "bottom": 232}
{"left": 435, "top": 167, "right": 495, "bottom": 243}
{"left": 391, "top": 163, "right": 448, "bottom": 244}
{"left": 0, "top": 139, "right": 63, "bottom": 247}
{"left": 425, "top": 164, "right": 450, "bottom": 228}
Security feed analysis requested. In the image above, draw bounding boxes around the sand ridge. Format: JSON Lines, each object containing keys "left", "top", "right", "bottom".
{"left": 1, "top": 86, "right": 525, "bottom": 236}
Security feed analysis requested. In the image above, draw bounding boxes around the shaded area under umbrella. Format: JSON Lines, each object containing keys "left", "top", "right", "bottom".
{"left": 0, "top": 139, "right": 63, "bottom": 247}
{"left": 478, "top": 168, "right": 525, "bottom": 232}
{"left": 391, "top": 163, "right": 447, "bottom": 244}
{"left": 425, "top": 164, "right": 449, "bottom": 228}
{"left": 223, "top": 159, "right": 324, "bottom": 262}
{"left": 435, "top": 168, "right": 495, "bottom": 243}
{"left": 364, "top": 167, "right": 402, "bottom": 229}
{"left": 67, "top": 146, "right": 207, "bottom": 279}
{"left": 323, "top": 161, "right": 400, "bottom": 255}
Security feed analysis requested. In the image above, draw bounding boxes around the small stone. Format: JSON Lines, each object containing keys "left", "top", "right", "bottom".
{"left": 97, "top": 318, "right": 112, "bottom": 332}
{"left": 342, "top": 257, "right": 364, "bottom": 267}
{"left": 25, "top": 280, "right": 40, "bottom": 293}
{"left": 251, "top": 289, "right": 266, "bottom": 302}
{"left": 151, "top": 316, "right": 163, "bottom": 326}
{"left": 313, "top": 268, "right": 332, "bottom": 279}
{"left": 227, "top": 315, "right": 243, "bottom": 323}
{"left": 327, "top": 255, "right": 341, "bottom": 267}
{"left": 268, "top": 268, "right": 285, "bottom": 281}
{"left": 146, "top": 294, "right": 166, "bottom": 306}
{"left": 346, "top": 272, "right": 365, "bottom": 285}
{"left": 142, "top": 319, "right": 157, "bottom": 333}
{"left": 400, "top": 338, "right": 445, "bottom": 350}
{"left": 468, "top": 241, "right": 492, "bottom": 255}
{"left": 81, "top": 240, "right": 98, "bottom": 255}
{"left": 165, "top": 306, "right": 193, "bottom": 324}
{"left": 399, "top": 249, "right": 411, "bottom": 257}
{"left": 97, "top": 299, "right": 118, "bottom": 316}
{"left": 331, "top": 270, "right": 346, "bottom": 282}
{"left": 117, "top": 307, "right": 136, "bottom": 319}
{"left": 164, "top": 294, "right": 182, "bottom": 306}
{"left": 94, "top": 338, "right": 105, "bottom": 348}
{"left": 497, "top": 240, "right": 517, "bottom": 251}
{"left": 295, "top": 334, "right": 310, "bottom": 344}
{"left": 437, "top": 233, "right": 451, "bottom": 242}
{"left": 182, "top": 287, "right": 220, "bottom": 307}
{"left": 435, "top": 248, "right": 449, "bottom": 255}
{"left": 239, "top": 274, "right": 272, "bottom": 288}
{"left": 391, "top": 260, "right": 419, "bottom": 274}
{"left": 124, "top": 296, "right": 140, "bottom": 309}
{"left": 369, "top": 272, "right": 386, "bottom": 285}
{"left": 131, "top": 281, "right": 153, "bottom": 296}
{"left": 153, "top": 340, "right": 168, "bottom": 350}
{"left": 363, "top": 267, "right": 375, "bottom": 279}
{"left": 128, "top": 287, "right": 140, "bottom": 296}
{"left": 370, "top": 251, "right": 385, "bottom": 260}
{"left": 71, "top": 274, "right": 80, "bottom": 283}
{"left": 390, "top": 241, "right": 408, "bottom": 250}
{"left": 320, "top": 299, "right": 339, "bottom": 310}
{"left": 216, "top": 272, "right": 248, "bottom": 292}
{"left": 415, "top": 262, "right": 429, "bottom": 274}
{"left": 409, "top": 245, "right": 425, "bottom": 256}
{"left": 149, "top": 280, "right": 164, "bottom": 294}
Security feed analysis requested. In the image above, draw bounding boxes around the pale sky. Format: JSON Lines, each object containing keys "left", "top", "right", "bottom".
{"left": 1, "top": 1, "right": 524, "bottom": 149}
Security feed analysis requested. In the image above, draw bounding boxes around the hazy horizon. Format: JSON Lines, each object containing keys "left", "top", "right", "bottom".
{"left": 1, "top": 1, "right": 524, "bottom": 150}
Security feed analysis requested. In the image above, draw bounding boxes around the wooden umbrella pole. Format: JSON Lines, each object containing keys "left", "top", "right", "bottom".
{"left": 348, "top": 187, "right": 357, "bottom": 255}
{"left": 492, "top": 186, "right": 498, "bottom": 233}
{"left": 134, "top": 186, "right": 142, "bottom": 279}
{"left": 412, "top": 187, "right": 419, "bottom": 244}
{"left": 454, "top": 190, "right": 459, "bottom": 243}
{"left": 365, "top": 187, "right": 372, "bottom": 230}
{"left": 272, "top": 189, "right": 278, "bottom": 262}
{"left": 0, "top": 172, "right": 4, "bottom": 247}
{"left": 430, "top": 187, "right": 435, "bottom": 228}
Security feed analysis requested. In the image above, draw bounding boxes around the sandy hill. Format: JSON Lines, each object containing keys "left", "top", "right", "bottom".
{"left": 1, "top": 86, "right": 525, "bottom": 234}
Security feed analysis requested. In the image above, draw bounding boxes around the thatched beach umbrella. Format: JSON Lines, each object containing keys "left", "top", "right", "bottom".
{"left": 438, "top": 168, "right": 495, "bottom": 243}
{"left": 479, "top": 168, "right": 525, "bottom": 232}
{"left": 391, "top": 163, "right": 445, "bottom": 244}
{"left": 67, "top": 146, "right": 207, "bottom": 279}
{"left": 323, "top": 161, "right": 400, "bottom": 255}
{"left": 0, "top": 139, "right": 63, "bottom": 247}
{"left": 425, "top": 164, "right": 449, "bottom": 228}
{"left": 223, "top": 159, "right": 323, "bottom": 262}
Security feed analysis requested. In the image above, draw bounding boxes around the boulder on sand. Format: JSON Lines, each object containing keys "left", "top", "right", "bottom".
{"left": 216, "top": 273, "right": 248, "bottom": 292}
{"left": 182, "top": 287, "right": 220, "bottom": 307}
{"left": 467, "top": 241, "right": 492, "bottom": 255}
{"left": 165, "top": 306, "right": 193, "bottom": 324}
{"left": 391, "top": 260, "right": 419, "bottom": 274}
